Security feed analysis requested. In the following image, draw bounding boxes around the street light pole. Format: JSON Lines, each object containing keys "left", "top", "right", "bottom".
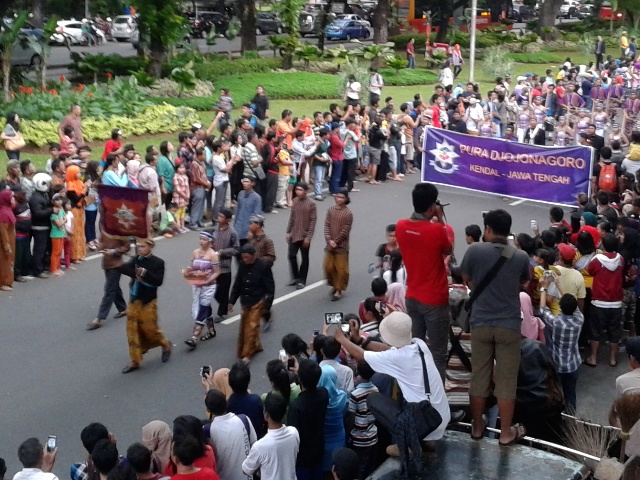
{"left": 468, "top": 0, "right": 477, "bottom": 82}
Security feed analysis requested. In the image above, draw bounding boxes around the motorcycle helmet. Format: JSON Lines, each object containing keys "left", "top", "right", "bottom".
{"left": 33, "top": 173, "right": 52, "bottom": 193}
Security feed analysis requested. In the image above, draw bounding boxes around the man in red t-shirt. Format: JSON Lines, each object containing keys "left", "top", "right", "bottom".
{"left": 395, "top": 183, "right": 453, "bottom": 381}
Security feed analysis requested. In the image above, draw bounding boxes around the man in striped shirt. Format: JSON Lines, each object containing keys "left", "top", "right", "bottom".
{"left": 324, "top": 189, "right": 353, "bottom": 301}
{"left": 286, "top": 181, "right": 317, "bottom": 290}
{"left": 539, "top": 281, "right": 583, "bottom": 413}
{"left": 347, "top": 360, "right": 378, "bottom": 479}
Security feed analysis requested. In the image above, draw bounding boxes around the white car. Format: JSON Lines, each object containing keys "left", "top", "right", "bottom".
{"left": 336, "top": 14, "right": 371, "bottom": 27}
{"left": 50, "top": 20, "right": 106, "bottom": 45}
{"left": 559, "top": 0, "right": 579, "bottom": 17}
{"left": 111, "top": 15, "right": 137, "bottom": 42}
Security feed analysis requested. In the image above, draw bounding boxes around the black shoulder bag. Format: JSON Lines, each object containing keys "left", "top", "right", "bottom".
{"left": 413, "top": 343, "right": 444, "bottom": 439}
{"left": 464, "top": 243, "right": 516, "bottom": 314}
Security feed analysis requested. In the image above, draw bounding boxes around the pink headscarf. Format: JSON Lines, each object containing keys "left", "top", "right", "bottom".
{"left": 520, "top": 292, "right": 545, "bottom": 343}
{"left": 126, "top": 159, "right": 141, "bottom": 187}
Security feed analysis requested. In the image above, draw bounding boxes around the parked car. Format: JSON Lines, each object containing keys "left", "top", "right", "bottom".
{"left": 558, "top": 0, "right": 579, "bottom": 18}
{"left": 256, "top": 12, "right": 283, "bottom": 34}
{"left": 189, "top": 11, "right": 228, "bottom": 37}
{"left": 111, "top": 14, "right": 137, "bottom": 42}
{"left": 511, "top": 4, "right": 536, "bottom": 21}
{"left": 576, "top": 4, "right": 594, "bottom": 18}
{"left": 50, "top": 20, "right": 106, "bottom": 45}
{"left": 12, "top": 33, "right": 42, "bottom": 68}
{"left": 335, "top": 14, "right": 370, "bottom": 27}
{"left": 299, "top": 11, "right": 332, "bottom": 36}
{"left": 325, "top": 19, "right": 369, "bottom": 41}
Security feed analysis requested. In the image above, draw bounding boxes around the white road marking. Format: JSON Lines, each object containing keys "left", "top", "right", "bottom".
{"left": 509, "top": 199, "right": 527, "bottom": 206}
{"left": 221, "top": 279, "right": 328, "bottom": 325}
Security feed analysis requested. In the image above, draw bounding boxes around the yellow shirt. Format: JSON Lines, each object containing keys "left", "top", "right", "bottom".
{"left": 277, "top": 150, "right": 292, "bottom": 176}
{"left": 534, "top": 265, "right": 561, "bottom": 315}
{"left": 628, "top": 143, "right": 640, "bottom": 161}
{"left": 622, "top": 35, "right": 629, "bottom": 49}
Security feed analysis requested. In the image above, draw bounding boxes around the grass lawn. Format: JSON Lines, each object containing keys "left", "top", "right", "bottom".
{"left": 3, "top": 50, "right": 589, "bottom": 171}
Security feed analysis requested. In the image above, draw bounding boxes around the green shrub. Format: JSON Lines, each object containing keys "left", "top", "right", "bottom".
{"left": 507, "top": 52, "right": 563, "bottom": 63}
{"left": 149, "top": 96, "right": 216, "bottom": 110}
{"left": 242, "top": 50, "right": 260, "bottom": 59}
{"left": 193, "top": 58, "right": 283, "bottom": 79}
{"left": 69, "top": 53, "right": 149, "bottom": 80}
{"left": 388, "top": 34, "right": 426, "bottom": 50}
{"left": 378, "top": 68, "right": 438, "bottom": 85}
{"left": 21, "top": 104, "right": 199, "bottom": 147}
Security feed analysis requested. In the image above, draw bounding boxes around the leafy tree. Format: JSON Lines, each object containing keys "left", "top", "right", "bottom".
{"left": 22, "top": 17, "right": 62, "bottom": 90}
{"left": 171, "top": 61, "right": 196, "bottom": 97}
{"left": 132, "top": 0, "right": 187, "bottom": 77}
{"left": 266, "top": 35, "right": 287, "bottom": 57}
{"left": 273, "top": 0, "right": 307, "bottom": 69}
{"left": 294, "top": 43, "right": 320, "bottom": 70}
{"left": 0, "top": 12, "right": 27, "bottom": 103}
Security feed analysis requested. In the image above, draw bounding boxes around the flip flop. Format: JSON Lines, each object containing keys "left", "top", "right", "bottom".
{"left": 470, "top": 415, "right": 487, "bottom": 440}
{"left": 499, "top": 424, "right": 526, "bottom": 447}
{"left": 583, "top": 359, "right": 597, "bottom": 368}
{"left": 610, "top": 361, "right": 618, "bottom": 367}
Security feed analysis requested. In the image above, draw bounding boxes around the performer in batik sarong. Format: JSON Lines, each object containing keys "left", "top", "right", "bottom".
{"left": 120, "top": 238, "right": 172, "bottom": 374}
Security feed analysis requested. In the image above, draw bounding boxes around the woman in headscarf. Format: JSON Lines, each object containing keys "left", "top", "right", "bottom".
{"left": 210, "top": 367, "right": 233, "bottom": 399}
{"left": 65, "top": 164, "right": 88, "bottom": 263}
{"left": 127, "top": 153, "right": 141, "bottom": 188}
{"left": 520, "top": 292, "right": 545, "bottom": 342}
{"left": 0, "top": 189, "right": 16, "bottom": 291}
{"left": 141, "top": 420, "right": 172, "bottom": 474}
{"left": 579, "top": 211, "right": 601, "bottom": 247}
{"left": 318, "top": 364, "right": 347, "bottom": 473}
{"left": 386, "top": 282, "right": 407, "bottom": 313}
{"left": 182, "top": 232, "right": 220, "bottom": 350}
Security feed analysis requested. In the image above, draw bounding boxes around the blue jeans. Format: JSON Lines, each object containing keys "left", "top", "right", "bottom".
{"left": 559, "top": 370, "right": 578, "bottom": 413}
{"left": 406, "top": 298, "right": 450, "bottom": 382}
{"left": 313, "top": 164, "right": 325, "bottom": 197}
{"left": 407, "top": 54, "right": 416, "bottom": 69}
{"left": 329, "top": 161, "right": 343, "bottom": 194}
{"left": 6, "top": 150, "right": 19, "bottom": 160}
{"left": 190, "top": 187, "right": 206, "bottom": 227}
{"left": 206, "top": 175, "right": 214, "bottom": 211}
{"left": 85, "top": 209, "right": 98, "bottom": 243}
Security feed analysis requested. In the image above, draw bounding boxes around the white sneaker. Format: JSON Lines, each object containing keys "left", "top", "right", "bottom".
{"left": 398, "top": 173, "right": 405, "bottom": 177}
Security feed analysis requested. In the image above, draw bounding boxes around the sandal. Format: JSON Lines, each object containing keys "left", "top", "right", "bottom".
{"left": 184, "top": 338, "right": 197, "bottom": 350}
{"left": 470, "top": 415, "right": 487, "bottom": 440}
{"left": 499, "top": 423, "right": 526, "bottom": 447}
{"left": 200, "top": 329, "right": 216, "bottom": 341}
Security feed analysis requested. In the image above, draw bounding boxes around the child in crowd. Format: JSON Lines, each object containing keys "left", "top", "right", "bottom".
{"left": 59, "top": 126, "right": 75, "bottom": 152}
{"left": 275, "top": 147, "right": 292, "bottom": 209}
{"left": 45, "top": 142, "right": 60, "bottom": 174}
{"left": 127, "top": 153, "right": 142, "bottom": 188}
{"left": 62, "top": 198, "right": 75, "bottom": 271}
{"left": 533, "top": 248, "right": 561, "bottom": 314}
{"left": 216, "top": 88, "right": 234, "bottom": 122}
{"left": 464, "top": 224, "right": 481, "bottom": 245}
{"left": 347, "top": 360, "right": 379, "bottom": 479}
{"left": 50, "top": 194, "right": 66, "bottom": 277}
{"left": 159, "top": 203, "right": 180, "bottom": 238}
{"left": 172, "top": 163, "right": 190, "bottom": 233}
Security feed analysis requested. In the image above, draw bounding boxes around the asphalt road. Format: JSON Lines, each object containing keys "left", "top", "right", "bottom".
{"left": 0, "top": 176, "right": 621, "bottom": 475}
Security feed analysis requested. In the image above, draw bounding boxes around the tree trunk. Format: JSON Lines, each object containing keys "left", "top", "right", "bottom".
{"left": 435, "top": 15, "right": 450, "bottom": 42}
{"left": 3, "top": 58, "right": 10, "bottom": 103}
{"left": 283, "top": 52, "right": 293, "bottom": 69}
{"left": 372, "top": 0, "right": 390, "bottom": 44}
{"left": 32, "top": 0, "right": 45, "bottom": 28}
{"left": 40, "top": 63, "right": 46, "bottom": 91}
{"left": 538, "top": 0, "right": 562, "bottom": 30}
{"left": 148, "top": 41, "right": 164, "bottom": 78}
{"left": 239, "top": 0, "right": 257, "bottom": 53}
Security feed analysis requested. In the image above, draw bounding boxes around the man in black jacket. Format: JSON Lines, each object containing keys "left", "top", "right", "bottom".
{"left": 29, "top": 173, "right": 53, "bottom": 279}
{"left": 119, "top": 238, "right": 172, "bottom": 374}
{"left": 229, "top": 243, "right": 275, "bottom": 363}
{"left": 523, "top": 117, "right": 546, "bottom": 146}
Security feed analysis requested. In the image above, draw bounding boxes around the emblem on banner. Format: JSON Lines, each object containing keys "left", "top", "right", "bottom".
{"left": 428, "top": 140, "right": 460, "bottom": 174}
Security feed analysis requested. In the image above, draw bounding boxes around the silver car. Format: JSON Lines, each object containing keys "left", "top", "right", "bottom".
{"left": 12, "top": 34, "right": 42, "bottom": 67}
{"left": 111, "top": 14, "right": 137, "bottom": 41}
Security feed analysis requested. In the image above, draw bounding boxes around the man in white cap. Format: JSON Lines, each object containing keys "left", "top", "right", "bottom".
{"left": 464, "top": 98, "right": 483, "bottom": 136}
{"left": 334, "top": 311, "right": 450, "bottom": 457}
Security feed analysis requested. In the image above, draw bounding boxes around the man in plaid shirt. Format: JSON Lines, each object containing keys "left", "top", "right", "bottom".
{"left": 539, "top": 276, "right": 584, "bottom": 413}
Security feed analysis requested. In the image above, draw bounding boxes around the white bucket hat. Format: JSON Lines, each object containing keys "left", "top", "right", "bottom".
{"left": 379, "top": 312, "right": 413, "bottom": 348}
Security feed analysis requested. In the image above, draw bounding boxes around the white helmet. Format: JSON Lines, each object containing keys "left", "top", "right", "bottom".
{"left": 33, "top": 173, "right": 52, "bottom": 193}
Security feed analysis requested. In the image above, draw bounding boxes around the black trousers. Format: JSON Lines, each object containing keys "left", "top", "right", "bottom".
{"left": 14, "top": 235, "right": 33, "bottom": 278}
{"left": 97, "top": 268, "right": 127, "bottom": 320}
{"left": 31, "top": 228, "right": 50, "bottom": 275}
{"left": 215, "top": 272, "right": 232, "bottom": 317}
{"left": 263, "top": 173, "right": 278, "bottom": 213}
{"left": 288, "top": 240, "right": 310, "bottom": 284}
{"left": 340, "top": 157, "right": 357, "bottom": 192}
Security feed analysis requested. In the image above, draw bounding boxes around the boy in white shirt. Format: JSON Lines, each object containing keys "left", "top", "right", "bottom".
{"left": 242, "top": 393, "right": 299, "bottom": 480}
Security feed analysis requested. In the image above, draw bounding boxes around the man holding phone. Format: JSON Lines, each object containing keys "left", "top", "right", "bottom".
{"left": 13, "top": 437, "right": 58, "bottom": 480}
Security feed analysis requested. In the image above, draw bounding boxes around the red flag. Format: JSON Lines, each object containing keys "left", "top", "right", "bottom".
{"left": 98, "top": 184, "right": 149, "bottom": 239}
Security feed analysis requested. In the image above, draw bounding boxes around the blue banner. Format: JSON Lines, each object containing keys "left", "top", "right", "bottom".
{"left": 421, "top": 128, "right": 594, "bottom": 206}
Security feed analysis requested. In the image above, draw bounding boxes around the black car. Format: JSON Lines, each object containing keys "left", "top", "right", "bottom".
{"left": 256, "top": 12, "right": 283, "bottom": 34}
{"left": 189, "top": 11, "right": 228, "bottom": 37}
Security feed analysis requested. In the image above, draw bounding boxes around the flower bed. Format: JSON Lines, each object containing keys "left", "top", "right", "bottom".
{"left": 20, "top": 104, "right": 198, "bottom": 147}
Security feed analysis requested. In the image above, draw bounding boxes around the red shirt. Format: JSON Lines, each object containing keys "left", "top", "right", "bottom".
{"left": 406, "top": 43, "right": 415, "bottom": 55}
{"left": 328, "top": 133, "right": 345, "bottom": 161}
{"left": 163, "top": 445, "right": 217, "bottom": 477}
{"left": 396, "top": 218, "right": 452, "bottom": 306}
{"left": 170, "top": 469, "right": 219, "bottom": 480}
{"left": 430, "top": 105, "right": 442, "bottom": 128}
{"left": 102, "top": 139, "right": 122, "bottom": 160}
